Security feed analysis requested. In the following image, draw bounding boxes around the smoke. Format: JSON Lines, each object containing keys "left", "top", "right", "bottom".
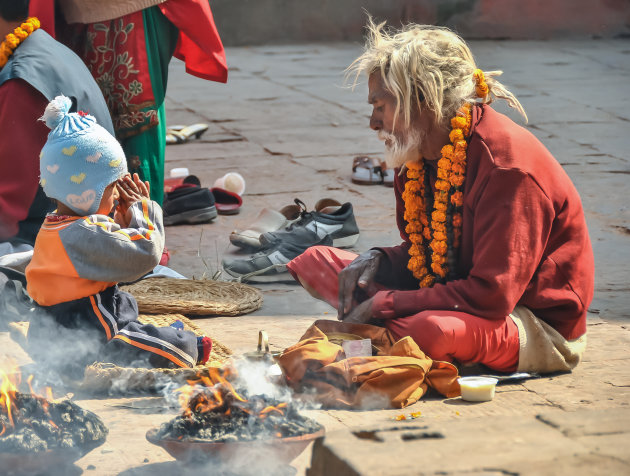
{"left": 356, "top": 390, "right": 392, "bottom": 411}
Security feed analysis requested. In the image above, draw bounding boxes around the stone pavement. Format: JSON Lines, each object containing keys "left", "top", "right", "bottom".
{"left": 2, "top": 39, "right": 630, "bottom": 474}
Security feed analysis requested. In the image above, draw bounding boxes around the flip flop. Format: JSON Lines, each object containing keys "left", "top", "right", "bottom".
{"left": 351, "top": 156, "right": 383, "bottom": 185}
{"left": 381, "top": 165, "right": 395, "bottom": 187}
{"left": 211, "top": 187, "right": 242, "bottom": 215}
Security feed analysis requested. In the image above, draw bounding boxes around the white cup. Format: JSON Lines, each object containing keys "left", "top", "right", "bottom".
{"left": 214, "top": 172, "right": 246, "bottom": 195}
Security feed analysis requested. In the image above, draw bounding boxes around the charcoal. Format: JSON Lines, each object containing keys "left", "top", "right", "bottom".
{"left": 0, "top": 392, "right": 108, "bottom": 455}
{"left": 0, "top": 427, "right": 47, "bottom": 453}
{"left": 157, "top": 392, "right": 322, "bottom": 443}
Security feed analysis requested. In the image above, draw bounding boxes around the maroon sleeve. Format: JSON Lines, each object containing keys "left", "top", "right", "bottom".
{"left": 0, "top": 80, "right": 49, "bottom": 239}
{"left": 372, "top": 166, "right": 555, "bottom": 320}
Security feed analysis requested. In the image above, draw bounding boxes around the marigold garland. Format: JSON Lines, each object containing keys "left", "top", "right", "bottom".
{"left": 0, "top": 17, "right": 40, "bottom": 69}
{"left": 404, "top": 103, "right": 472, "bottom": 287}
{"left": 473, "top": 69, "right": 488, "bottom": 99}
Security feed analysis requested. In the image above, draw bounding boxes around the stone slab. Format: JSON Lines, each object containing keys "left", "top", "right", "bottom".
{"left": 536, "top": 407, "right": 630, "bottom": 437}
{"left": 308, "top": 415, "right": 590, "bottom": 475}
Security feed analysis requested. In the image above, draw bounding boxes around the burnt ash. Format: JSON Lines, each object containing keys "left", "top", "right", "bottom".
{"left": 157, "top": 392, "right": 322, "bottom": 443}
{"left": 0, "top": 392, "right": 108, "bottom": 454}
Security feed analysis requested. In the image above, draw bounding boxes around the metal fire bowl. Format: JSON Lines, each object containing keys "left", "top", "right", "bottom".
{"left": 146, "top": 427, "right": 325, "bottom": 464}
{"left": 0, "top": 447, "right": 82, "bottom": 474}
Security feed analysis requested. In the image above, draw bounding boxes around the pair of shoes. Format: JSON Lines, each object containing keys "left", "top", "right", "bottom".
{"left": 163, "top": 176, "right": 217, "bottom": 225}
{"left": 261, "top": 198, "right": 360, "bottom": 249}
{"left": 351, "top": 156, "right": 394, "bottom": 187}
{"left": 229, "top": 200, "right": 303, "bottom": 251}
{"left": 165, "top": 123, "right": 209, "bottom": 145}
{"left": 222, "top": 199, "right": 360, "bottom": 283}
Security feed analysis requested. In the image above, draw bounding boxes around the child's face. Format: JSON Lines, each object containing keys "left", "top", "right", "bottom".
{"left": 96, "top": 181, "right": 120, "bottom": 216}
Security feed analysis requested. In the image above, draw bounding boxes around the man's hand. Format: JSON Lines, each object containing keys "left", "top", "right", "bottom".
{"left": 337, "top": 249, "right": 383, "bottom": 320}
{"left": 114, "top": 173, "right": 150, "bottom": 227}
{"left": 340, "top": 297, "right": 374, "bottom": 324}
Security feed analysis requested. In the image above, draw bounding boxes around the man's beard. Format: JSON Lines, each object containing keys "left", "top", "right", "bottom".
{"left": 378, "top": 128, "right": 423, "bottom": 169}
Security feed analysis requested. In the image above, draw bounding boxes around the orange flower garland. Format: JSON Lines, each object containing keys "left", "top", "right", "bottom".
{"left": 473, "top": 69, "right": 488, "bottom": 99}
{"left": 404, "top": 103, "right": 472, "bottom": 287}
{"left": 0, "top": 17, "right": 40, "bottom": 69}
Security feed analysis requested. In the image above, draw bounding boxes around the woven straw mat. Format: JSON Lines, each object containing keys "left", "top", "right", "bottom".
{"left": 120, "top": 278, "right": 263, "bottom": 316}
{"left": 81, "top": 313, "right": 233, "bottom": 394}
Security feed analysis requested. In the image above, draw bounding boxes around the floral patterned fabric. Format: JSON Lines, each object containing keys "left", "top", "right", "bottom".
{"left": 62, "top": 11, "right": 157, "bottom": 139}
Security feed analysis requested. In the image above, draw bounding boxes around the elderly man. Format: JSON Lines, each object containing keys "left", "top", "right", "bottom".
{"left": 287, "top": 20, "right": 594, "bottom": 374}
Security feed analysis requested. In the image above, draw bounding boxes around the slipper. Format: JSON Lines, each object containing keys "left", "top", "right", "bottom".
{"left": 165, "top": 123, "right": 209, "bottom": 145}
{"left": 351, "top": 156, "right": 383, "bottom": 185}
{"left": 211, "top": 187, "right": 242, "bottom": 215}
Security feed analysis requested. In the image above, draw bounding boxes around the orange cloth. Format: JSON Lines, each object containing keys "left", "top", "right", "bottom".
{"left": 277, "top": 320, "right": 461, "bottom": 409}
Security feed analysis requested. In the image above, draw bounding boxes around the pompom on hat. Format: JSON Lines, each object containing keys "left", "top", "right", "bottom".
{"left": 39, "top": 95, "right": 128, "bottom": 215}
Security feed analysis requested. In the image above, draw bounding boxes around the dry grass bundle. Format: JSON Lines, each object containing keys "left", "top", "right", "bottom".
{"left": 121, "top": 278, "right": 263, "bottom": 316}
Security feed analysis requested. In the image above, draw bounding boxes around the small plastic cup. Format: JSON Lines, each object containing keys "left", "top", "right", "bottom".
{"left": 457, "top": 376, "right": 498, "bottom": 402}
{"left": 214, "top": 172, "right": 245, "bottom": 195}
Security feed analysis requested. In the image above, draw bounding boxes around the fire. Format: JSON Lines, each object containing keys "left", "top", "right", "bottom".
{"left": 0, "top": 364, "right": 21, "bottom": 434}
{"left": 0, "top": 361, "right": 56, "bottom": 438}
{"left": 175, "top": 366, "right": 286, "bottom": 421}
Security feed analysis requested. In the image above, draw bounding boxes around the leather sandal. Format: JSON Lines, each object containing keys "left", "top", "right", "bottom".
{"left": 351, "top": 156, "right": 383, "bottom": 185}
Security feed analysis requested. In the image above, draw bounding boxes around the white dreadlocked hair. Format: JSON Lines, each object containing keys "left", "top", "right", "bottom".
{"left": 347, "top": 17, "right": 528, "bottom": 130}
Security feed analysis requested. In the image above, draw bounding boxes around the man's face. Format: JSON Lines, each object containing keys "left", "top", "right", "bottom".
{"left": 368, "top": 72, "right": 423, "bottom": 168}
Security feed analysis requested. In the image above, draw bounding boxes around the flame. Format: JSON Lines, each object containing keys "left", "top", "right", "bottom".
{"left": 0, "top": 364, "right": 21, "bottom": 431}
{"left": 0, "top": 361, "right": 58, "bottom": 439}
{"left": 176, "top": 366, "right": 285, "bottom": 421}
{"left": 259, "top": 402, "right": 287, "bottom": 419}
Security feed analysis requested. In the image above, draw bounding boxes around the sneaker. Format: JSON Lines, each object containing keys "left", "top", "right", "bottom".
{"left": 163, "top": 179, "right": 217, "bottom": 226}
{"left": 260, "top": 200, "right": 359, "bottom": 249}
{"left": 229, "top": 199, "right": 303, "bottom": 251}
{"left": 222, "top": 234, "right": 332, "bottom": 283}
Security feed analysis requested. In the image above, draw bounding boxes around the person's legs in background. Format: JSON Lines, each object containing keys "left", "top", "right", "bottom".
{"left": 122, "top": 7, "right": 178, "bottom": 205}
{"left": 385, "top": 311, "right": 520, "bottom": 372}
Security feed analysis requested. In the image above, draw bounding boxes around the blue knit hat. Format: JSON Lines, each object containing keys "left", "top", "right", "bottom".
{"left": 39, "top": 95, "right": 128, "bottom": 215}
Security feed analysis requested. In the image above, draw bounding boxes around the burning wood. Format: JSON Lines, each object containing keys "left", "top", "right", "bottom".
{"left": 155, "top": 366, "right": 322, "bottom": 443}
{"left": 0, "top": 365, "right": 107, "bottom": 455}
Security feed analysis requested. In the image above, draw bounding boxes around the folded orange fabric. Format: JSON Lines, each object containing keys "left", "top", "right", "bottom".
{"left": 277, "top": 320, "right": 461, "bottom": 409}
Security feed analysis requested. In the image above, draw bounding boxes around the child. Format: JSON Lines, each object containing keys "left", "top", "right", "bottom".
{"left": 25, "top": 95, "right": 211, "bottom": 370}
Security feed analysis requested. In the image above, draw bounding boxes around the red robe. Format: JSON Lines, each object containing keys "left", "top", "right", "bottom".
{"left": 0, "top": 80, "right": 49, "bottom": 240}
{"left": 29, "top": 0, "right": 227, "bottom": 83}
{"left": 372, "top": 104, "right": 594, "bottom": 341}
